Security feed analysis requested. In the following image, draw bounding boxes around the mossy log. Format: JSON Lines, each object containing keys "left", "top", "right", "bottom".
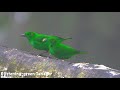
{"left": 0, "top": 45, "right": 120, "bottom": 78}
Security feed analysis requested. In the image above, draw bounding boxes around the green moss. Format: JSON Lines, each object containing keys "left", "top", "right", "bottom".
{"left": 33, "top": 61, "right": 68, "bottom": 78}
{"left": 7, "top": 59, "right": 18, "bottom": 72}
{"left": 34, "top": 62, "right": 56, "bottom": 78}
{"left": 77, "top": 72, "right": 86, "bottom": 78}
{"left": 0, "top": 58, "right": 72, "bottom": 78}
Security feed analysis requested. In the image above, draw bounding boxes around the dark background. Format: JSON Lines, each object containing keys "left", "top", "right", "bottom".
{"left": 0, "top": 12, "right": 120, "bottom": 70}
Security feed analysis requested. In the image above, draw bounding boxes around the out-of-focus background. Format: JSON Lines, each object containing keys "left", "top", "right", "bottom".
{"left": 0, "top": 12, "right": 120, "bottom": 70}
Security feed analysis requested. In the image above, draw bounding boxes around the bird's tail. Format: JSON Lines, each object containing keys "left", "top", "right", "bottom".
{"left": 64, "top": 37, "right": 72, "bottom": 41}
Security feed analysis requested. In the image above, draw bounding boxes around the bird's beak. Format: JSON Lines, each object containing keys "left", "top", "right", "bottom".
{"left": 21, "top": 34, "right": 25, "bottom": 37}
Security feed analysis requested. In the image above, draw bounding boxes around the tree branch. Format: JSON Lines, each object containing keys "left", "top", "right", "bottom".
{"left": 0, "top": 45, "right": 120, "bottom": 78}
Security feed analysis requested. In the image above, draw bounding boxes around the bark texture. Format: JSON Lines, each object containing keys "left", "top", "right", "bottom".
{"left": 0, "top": 45, "right": 120, "bottom": 78}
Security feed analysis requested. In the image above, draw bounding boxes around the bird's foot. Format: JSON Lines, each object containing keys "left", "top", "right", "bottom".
{"left": 38, "top": 54, "right": 47, "bottom": 57}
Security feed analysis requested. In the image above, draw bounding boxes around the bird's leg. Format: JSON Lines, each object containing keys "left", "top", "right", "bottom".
{"left": 46, "top": 53, "right": 53, "bottom": 59}
{"left": 39, "top": 51, "right": 53, "bottom": 59}
{"left": 38, "top": 51, "right": 48, "bottom": 57}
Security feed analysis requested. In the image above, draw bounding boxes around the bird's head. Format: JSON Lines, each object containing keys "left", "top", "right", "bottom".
{"left": 21, "top": 32, "right": 37, "bottom": 39}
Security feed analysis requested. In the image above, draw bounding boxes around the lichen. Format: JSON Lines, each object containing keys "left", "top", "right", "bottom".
{"left": 32, "top": 61, "right": 67, "bottom": 78}
{"left": 77, "top": 72, "right": 86, "bottom": 78}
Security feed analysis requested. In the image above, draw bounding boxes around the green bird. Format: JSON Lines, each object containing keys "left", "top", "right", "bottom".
{"left": 48, "top": 41, "right": 88, "bottom": 59}
{"left": 21, "top": 32, "right": 72, "bottom": 52}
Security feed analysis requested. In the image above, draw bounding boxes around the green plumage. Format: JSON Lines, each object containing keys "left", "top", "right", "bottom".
{"left": 49, "top": 42, "right": 88, "bottom": 59}
{"left": 21, "top": 31, "right": 88, "bottom": 59}
{"left": 21, "top": 32, "right": 71, "bottom": 51}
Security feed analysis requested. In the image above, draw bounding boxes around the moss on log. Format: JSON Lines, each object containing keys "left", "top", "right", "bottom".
{"left": 0, "top": 45, "right": 120, "bottom": 78}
